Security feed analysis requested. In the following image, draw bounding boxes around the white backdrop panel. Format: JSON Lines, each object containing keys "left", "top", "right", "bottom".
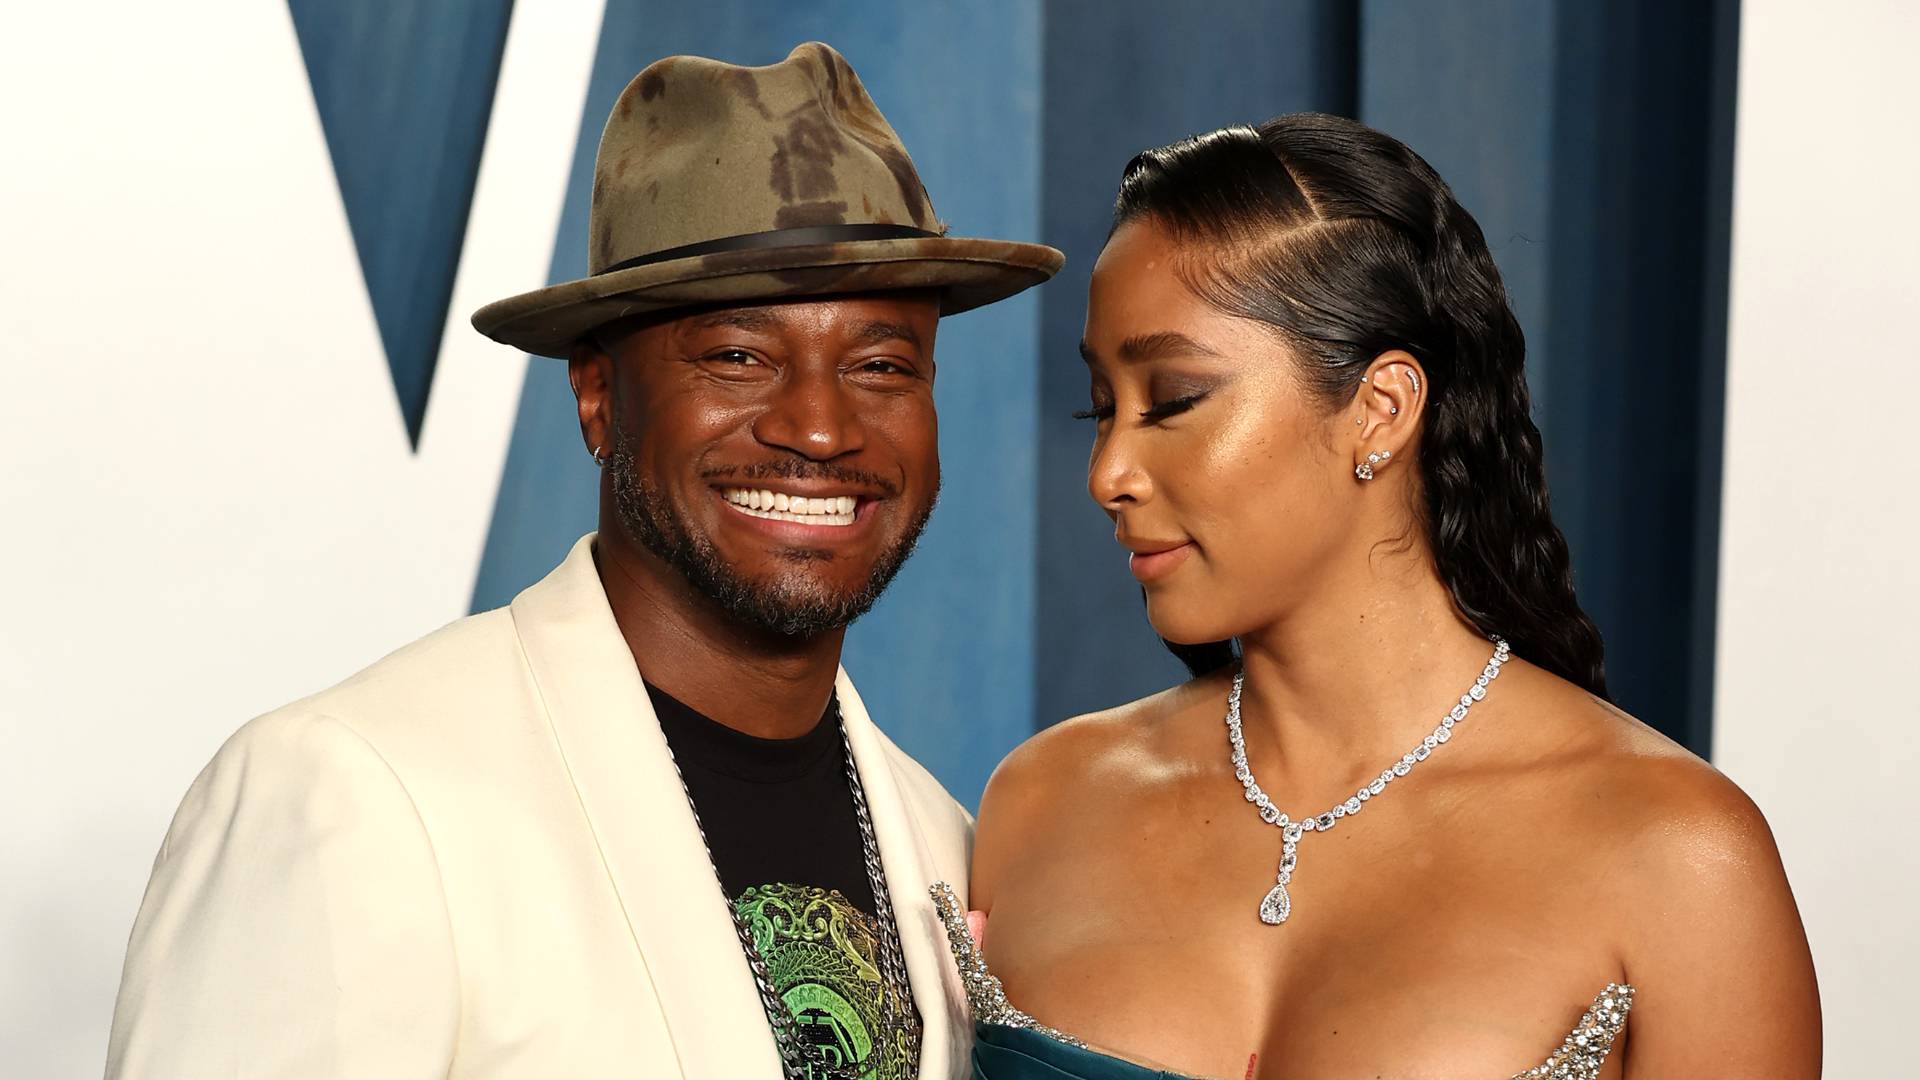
{"left": 1715, "top": 1, "right": 1920, "bottom": 1072}
{"left": 0, "top": 2, "right": 604, "bottom": 1074}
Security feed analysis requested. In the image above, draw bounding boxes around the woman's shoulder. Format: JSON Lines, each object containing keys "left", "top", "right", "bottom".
{"left": 1507, "top": 666, "right": 1789, "bottom": 909}
{"left": 970, "top": 669, "right": 1232, "bottom": 902}
{"left": 984, "top": 668, "right": 1232, "bottom": 807}
{"left": 1511, "top": 671, "right": 1819, "bottom": 1062}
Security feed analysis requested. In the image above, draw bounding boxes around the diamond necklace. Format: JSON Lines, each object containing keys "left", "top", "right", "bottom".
{"left": 1228, "top": 637, "right": 1509, "bottom": 925}
{"left": 660, "top": 694, "right": 920, "bottom": 1080}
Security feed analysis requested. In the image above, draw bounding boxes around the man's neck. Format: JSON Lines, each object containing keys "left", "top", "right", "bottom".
{"left": 593, "top": 530, "right": 845, "bottom": 741}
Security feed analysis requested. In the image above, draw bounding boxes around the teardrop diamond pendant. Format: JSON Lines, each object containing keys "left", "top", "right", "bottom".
{"left": 1258, "top": 881, "right": 1292, "bottom": 925}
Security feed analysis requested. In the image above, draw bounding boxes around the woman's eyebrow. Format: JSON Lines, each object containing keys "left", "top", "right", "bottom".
{"left": 1080, "top": 331, "right": 1223, "bottom": 366}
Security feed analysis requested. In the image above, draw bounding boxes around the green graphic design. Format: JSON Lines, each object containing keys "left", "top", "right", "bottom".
{"left": 736, "top": 883, "right": 912, "bottom": 1080}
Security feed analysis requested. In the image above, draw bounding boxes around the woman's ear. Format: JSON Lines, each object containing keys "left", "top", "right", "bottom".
{"left": 1350, "top": 350, "right": 1426, "bottom": 480}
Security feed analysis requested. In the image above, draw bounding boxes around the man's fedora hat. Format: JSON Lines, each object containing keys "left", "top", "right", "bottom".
{"left": 472, "top": 42, "right": 1064, "bottom": 358}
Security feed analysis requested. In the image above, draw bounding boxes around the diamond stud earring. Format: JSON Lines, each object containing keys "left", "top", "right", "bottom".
{"left": 1356, "top": 448, "right": 1391, "bottom": 481}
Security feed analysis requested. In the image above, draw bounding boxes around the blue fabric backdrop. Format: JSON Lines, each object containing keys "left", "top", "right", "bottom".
{"left": 288, "top": 0, "right": 514, "bottom": 446}
{"left": 295, "top": 0, "right": 1736, "bottom": 808}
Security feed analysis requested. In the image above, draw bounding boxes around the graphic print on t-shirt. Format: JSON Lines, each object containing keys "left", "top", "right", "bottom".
{"left": 736, "top": 883, "right": 911, "bottom": 1080}
{"left": 643, "top": 681, "right": 919, "bottom": 1077}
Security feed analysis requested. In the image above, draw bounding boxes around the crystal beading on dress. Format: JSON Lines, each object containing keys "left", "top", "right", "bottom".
{"left": 929, "top": 882, "right": 1087, "bottom": 1050}
{"left": 1512, "top": 983, "right": 1635, "bottom": 1080}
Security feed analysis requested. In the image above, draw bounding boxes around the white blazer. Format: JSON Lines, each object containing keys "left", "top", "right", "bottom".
{"left": 106, "top": 534, "right": 976, "bottom": 1078}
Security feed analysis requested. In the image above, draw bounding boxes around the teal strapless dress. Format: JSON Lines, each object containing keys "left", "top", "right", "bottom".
{"left": 929, "top": 883, "right": 1634, "bottom": 1080}
{"left": 973, "top": 1024, "right": 1190, "bottom": 1079}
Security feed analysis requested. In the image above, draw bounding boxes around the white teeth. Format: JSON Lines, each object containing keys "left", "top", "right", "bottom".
{"left": 720, "top": 488, "right": 860, "bottom": 526}
{"left": 732, "top": 505, "right": 857, "bottom": 526}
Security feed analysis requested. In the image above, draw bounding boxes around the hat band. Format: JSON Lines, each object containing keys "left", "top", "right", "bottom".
{"left": 597, "top": 223, "right": 942, "bottom": 276}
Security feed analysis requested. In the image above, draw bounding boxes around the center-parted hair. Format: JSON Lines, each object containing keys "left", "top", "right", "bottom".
{"left": 1114, "top": 113, "right": 1608, "bottom": 698}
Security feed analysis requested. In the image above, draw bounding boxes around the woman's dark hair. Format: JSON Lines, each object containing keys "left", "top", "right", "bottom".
{"left": 1116, "top": 113, "right": 1608, "bottom": 699}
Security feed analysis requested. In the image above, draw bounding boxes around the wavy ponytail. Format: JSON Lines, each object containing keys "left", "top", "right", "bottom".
{"left": 1114, "top": 113, "right": 1608, "bottom": 699}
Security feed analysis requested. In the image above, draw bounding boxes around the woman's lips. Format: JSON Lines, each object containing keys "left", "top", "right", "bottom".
{"left": 1128, "top": 542, "right": 1194, "bottom": 583}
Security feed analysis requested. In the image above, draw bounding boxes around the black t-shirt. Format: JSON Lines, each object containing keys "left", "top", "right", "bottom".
{"left": 646, "top": 683, "right": 917, "bottom": 1079}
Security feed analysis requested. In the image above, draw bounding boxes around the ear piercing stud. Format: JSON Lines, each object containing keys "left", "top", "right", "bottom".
{"left": 1355, "top": 449, "right": 1391, "bottom": 481}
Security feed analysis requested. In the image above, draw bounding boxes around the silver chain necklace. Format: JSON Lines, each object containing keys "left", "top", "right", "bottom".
{"left": 661, "top": 695, "right": 920, "bottom": 1080}
{"left": 1228, "top": 637, "right": 1508, "bottom": 925}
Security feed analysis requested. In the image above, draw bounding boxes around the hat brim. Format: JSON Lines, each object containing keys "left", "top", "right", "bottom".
{"left": 471, "top": 235, "right": 1065, "bottom": 358}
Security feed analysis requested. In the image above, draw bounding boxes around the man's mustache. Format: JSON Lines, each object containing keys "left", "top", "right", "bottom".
{"left": 700, "top": 459, "right": 902, "bottom": 497}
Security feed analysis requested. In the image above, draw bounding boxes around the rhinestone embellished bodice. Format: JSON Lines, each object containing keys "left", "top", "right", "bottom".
{"left": 931, "top": 883, "right": 1634, "bottom": 1080}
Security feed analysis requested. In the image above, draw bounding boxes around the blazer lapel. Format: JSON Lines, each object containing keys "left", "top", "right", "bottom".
{"left": 837, "top": 672, "right": 970, "bottom": 1080}
{"left": 510, "top": 535, "right": 782, "bottom": 1079}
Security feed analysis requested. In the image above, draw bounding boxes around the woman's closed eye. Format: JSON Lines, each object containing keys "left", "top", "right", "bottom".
{"left": 1073, "top": 391, "right": 1209, "bottom": 422}
{"left": 1141, "top": 391, "right": 1207, "bottom": 420}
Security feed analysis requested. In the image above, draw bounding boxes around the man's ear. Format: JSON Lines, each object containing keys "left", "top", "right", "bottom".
{"left": 568, "top": 337, "right": 616, "bottom": 465}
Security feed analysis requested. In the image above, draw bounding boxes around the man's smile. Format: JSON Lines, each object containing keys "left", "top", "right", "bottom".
{"left": 715, "top": 485, "right": 885, "bottom": 540}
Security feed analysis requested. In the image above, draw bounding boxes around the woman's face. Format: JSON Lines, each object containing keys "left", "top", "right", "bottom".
{"left": 1080, "top": 219, "right": 1363, "bottom": 645}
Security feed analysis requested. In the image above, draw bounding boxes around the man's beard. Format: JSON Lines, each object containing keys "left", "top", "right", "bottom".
{"left": 606, "top": 432, "right": 937, "bottom": 639}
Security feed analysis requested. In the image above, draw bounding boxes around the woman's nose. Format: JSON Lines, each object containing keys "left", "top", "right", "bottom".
{"left": 1088, "top": 428, "right": 1151, "bottom": 511}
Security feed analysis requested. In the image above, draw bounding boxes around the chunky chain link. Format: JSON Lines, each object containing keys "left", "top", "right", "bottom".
{"left": 841, "top": 709, "right": 922, "bottom": 1074}
{"left": 660, "top": 694, "right": 917, "bottom": 1080}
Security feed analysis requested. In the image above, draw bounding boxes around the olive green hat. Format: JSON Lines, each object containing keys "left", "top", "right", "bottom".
{"left": 472, "top": 41, "right": 1064, "bottom": 358}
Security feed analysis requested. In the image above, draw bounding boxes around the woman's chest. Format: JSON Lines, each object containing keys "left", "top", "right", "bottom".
{"left": 982, "top": 937, "right": 1627, "bottom": 1078}
{"left": 981, "top": 813, "right": 1628, "bottom": 1078}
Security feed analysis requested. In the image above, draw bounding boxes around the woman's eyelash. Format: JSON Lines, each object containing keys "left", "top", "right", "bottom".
{"left": 1072, "top": 392, "right": 1209, "bottom": 422}
{"left": 1141, "top": 392, "right": 1207, "bottom": 419}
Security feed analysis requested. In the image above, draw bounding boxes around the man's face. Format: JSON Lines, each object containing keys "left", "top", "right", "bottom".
{"left": 574, "top": 292, "right": 943, "bottom": 638}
